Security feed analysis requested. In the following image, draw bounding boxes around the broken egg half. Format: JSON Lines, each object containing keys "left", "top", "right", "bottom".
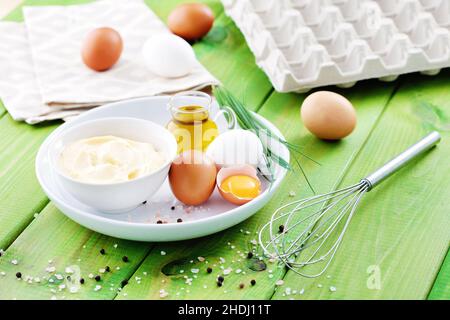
{"left": 217, "top": 165, "right": 262, "bottom": 206}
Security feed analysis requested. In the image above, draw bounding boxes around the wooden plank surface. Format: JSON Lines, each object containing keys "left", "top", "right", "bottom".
{"left": 0, "top": 0, "right": 448, "bottom": 300}
{"left": 273, "top": 72, "right": 450, "bottom": 300}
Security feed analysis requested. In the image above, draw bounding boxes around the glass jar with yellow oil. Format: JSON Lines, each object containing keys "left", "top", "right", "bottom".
{"left": 167, "top": 91, "right": 235, "bottom": 154}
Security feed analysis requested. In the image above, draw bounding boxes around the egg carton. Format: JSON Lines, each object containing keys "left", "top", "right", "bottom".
{"left": 222, "top": 0, "right": 450, "bottom": 92}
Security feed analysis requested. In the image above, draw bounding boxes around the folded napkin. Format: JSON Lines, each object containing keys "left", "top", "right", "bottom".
{"left": 0, "top": 0, "right": 219, "bottom": 124}
{"left": 0, "top": 22, "right": 87, "bottom": 123}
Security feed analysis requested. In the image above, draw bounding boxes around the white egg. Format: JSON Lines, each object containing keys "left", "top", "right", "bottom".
{"left": 206, "top": 129, "right": 264, "bottom": 168}
{"left": 141, "top": 33, "right": 196, "bottom": 78}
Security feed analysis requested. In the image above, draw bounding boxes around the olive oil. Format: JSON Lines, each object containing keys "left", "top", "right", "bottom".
{"left": 167, "top": 105, "right": 219, "bottom": 153}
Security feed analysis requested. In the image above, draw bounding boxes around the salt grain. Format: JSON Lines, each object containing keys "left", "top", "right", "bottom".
{"left": 275, "top": 280, "right": 284, "bottom": 286}
{"left": 330, "top": 286, "right": 337, "bottom": 292}
{"left": 65, "top": 267, "right": 74, "bottom": 274}
{"left": 223, "top": 268, "right": 232, "bottom": 275}
{"left": 160, "top": 251, "right": 167, "bottom": 256}
{"left": 94, "top": 285, "right": 102, "bottom": 291}
{"left": 11, "top": 259, "right": 18, "bottom": 265}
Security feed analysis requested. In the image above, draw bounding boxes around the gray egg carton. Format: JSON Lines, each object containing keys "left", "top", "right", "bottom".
{"left": 222, "top": 0, "right": 450, "bottom": 92}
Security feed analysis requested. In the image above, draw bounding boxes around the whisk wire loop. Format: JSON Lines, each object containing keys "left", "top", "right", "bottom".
{"left": 258, "top": 132, "right": 441, "bottom": 278}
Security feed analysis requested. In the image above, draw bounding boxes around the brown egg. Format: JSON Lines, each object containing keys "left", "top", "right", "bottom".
{"left": 168, "top": 3, "right": 214, "bottom": 41}
{"left": 81, "top": 27, "right": 123, "bottom": 71}
{"left": 301, "top": 91, "right": 357, "bottom": 140}
{"left": 169, "top": 150, "right": 217, "bottom": 206}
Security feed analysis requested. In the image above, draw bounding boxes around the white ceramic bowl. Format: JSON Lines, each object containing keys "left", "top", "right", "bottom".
{"left": 48, "top": 117, "right": 177, "bottom": 213}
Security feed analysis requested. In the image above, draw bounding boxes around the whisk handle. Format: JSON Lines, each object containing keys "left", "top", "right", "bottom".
{"left": 362, "top": 131, "right": 441, "bottom": 191}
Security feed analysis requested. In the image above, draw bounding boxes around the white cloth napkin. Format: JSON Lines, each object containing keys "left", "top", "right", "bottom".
{"left": 0, "top": 0, "right": 219, "bottom": 124}
{"left": 0, "top": 22, "right": 88, "bottom": 123}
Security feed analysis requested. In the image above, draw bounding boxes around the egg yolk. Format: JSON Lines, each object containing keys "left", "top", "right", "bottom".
{"left": 220, "top": 175, "right": 261, "bottom": 199}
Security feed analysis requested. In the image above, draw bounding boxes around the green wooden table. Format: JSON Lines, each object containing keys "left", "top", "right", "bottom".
{"left": 0, "top": 0, "right": 449, "bottom": 300}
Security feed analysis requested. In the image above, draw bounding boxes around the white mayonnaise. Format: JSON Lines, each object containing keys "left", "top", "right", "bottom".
{"left": 59, "top": 136, "right": 166, "bottom": 184}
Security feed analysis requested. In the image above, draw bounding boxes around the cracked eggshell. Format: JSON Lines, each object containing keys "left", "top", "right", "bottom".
{"left": 206, "top": 129, "right": 264, "bottom": 169}
{"left": 217, "top": 165, "right": 261, "bottom": 206}
{"left": 142, "top": 33, "right": 196, "bottom": 78}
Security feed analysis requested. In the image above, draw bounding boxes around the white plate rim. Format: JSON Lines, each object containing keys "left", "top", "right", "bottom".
{"left": 35, "top": 96, "right": 289, "bottom": 239}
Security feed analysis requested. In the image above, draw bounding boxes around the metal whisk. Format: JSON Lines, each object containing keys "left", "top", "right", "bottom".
{"left": 259, "top": 132, "right": 441, "bottom": 278}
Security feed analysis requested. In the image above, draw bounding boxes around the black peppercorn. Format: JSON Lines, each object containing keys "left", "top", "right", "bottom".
{"left": 142, "top": 201, "right": 147, "bottom": 205}
{"left": 239, "top": 283, "right": 245, "bottom": 289}
{"left": 171, "top": 206, "right": 175, "bottom": 211}
{"left": 100, "top": 248, "right": 106, "bottom": 255}
{"left": 177, "top": 218, "right": 183, "bottom": 223}
{"left": 206, "top": 267, "right": 213, "bottom": 274}
{"left": 122, "top": 256, "right": 129, "bottom": 262}
{"left": 217, "top": 281, "right": 223, "bottom": 287}
{"left": 15, "top": 272, "right": 22, "bottom": 279}
{"left": 95, "top": 275, "right": 101, "bottom": 282}
{"left": 80, "top": 278, "right": 85, "bottom": 284}
{"left": 105, "top": 266, "right": 110, "bottom": 272}
{"left": 247, "top": 252, "right": 253, "bottom": 259}
{"left": 250, "top": 279, "right": 256, "bottom": 286}
{"left": 278, "top": 225, "right": 285, "bottom": 233}
{"left": 156, "top": 220, "right": 163, "bottom": 224}
{"left": 218, "top": 276, "right": 224, "bottom": 283}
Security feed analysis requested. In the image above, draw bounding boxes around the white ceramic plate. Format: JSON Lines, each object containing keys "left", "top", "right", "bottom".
{"left": 35, "top": 97, "right": 289, "bottom": 241}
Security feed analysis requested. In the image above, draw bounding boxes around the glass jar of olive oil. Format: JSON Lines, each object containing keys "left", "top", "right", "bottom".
{"left": 166, "top": 91, "right": 222, "bottom": 154}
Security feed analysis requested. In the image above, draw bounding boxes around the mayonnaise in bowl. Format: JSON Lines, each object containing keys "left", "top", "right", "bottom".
{"left": 48, "top": 117, "right": 178, "bottom": 213}
{"left": 59, "top": 135, "right": 166, "bottom": 184}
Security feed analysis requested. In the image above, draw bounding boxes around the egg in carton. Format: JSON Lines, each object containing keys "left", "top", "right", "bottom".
{"left": 222, "top": 0, "right": 450, "bottom": 92}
